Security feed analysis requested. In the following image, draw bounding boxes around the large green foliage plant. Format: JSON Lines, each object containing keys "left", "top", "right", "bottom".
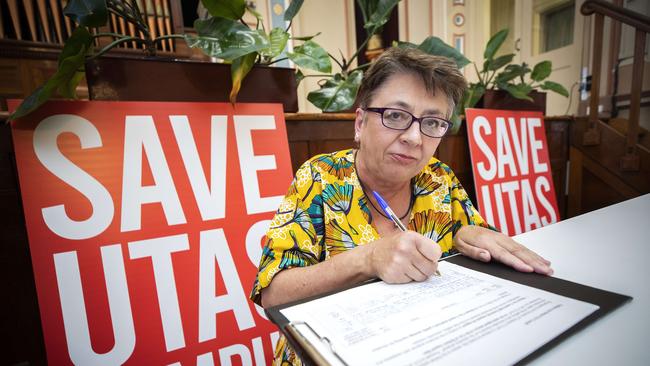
{"left": 10, "top": 0, "right": 328, "bottom": 120}
{"left": 461, "top": 29, "right": 570, "bottom": 115}
{"left": 306, "top": 0, "right": 470, "bottom": 113}
{"left": 187, "top": 0, "right": 332, "bottom": 105}
{"left": 304, "top": 0, "right": 400, "bottom": 112}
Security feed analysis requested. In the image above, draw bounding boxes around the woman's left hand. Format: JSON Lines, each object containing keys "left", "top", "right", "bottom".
{"left": 453, "top": 225, "right": 553, "bottom": 275}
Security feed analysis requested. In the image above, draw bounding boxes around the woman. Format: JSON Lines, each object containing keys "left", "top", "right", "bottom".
{"left": 250, "top": 47, "right": 553, "bottom": 365}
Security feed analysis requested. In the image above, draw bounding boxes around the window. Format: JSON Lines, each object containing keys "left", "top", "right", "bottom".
{"left": 539, "top": 1, "right": 574, "bottom": 53}
{"left": 454, "top": 34, "right": 465, "bottom": 54}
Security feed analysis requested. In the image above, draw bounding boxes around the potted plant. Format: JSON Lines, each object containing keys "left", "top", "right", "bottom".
{"left": 185, "top": 0, "right": 334, "bottom": 105}
{"left": 302, "top": 0, "right": 400, "bottom": 112}
{"left": 460, "top": 29, "right": 569, "bottom": 115}
{"left": 302, "top": 0, "right": 470, "bottom": 113}
{"left": 10, "top": 0, "right": 332, "bottom": 119}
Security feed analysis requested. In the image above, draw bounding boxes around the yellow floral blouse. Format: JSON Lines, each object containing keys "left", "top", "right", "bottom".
{"left": 250, "top": 149, "right": 489, "bottom": 365}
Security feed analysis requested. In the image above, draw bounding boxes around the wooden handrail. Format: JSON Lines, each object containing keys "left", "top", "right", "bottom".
{"left": 581, "top": 0, "right": 647, "bottom": 171}
{"left": 1, "top": 0, "right": 183, "bottom": 54}
{"left": 581, "top": 0, "right": 650, "bottom": 33}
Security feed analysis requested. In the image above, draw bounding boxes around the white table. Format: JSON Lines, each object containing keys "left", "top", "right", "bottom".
{"left": 515, "top": 194, "right": 650, "bottom": 365}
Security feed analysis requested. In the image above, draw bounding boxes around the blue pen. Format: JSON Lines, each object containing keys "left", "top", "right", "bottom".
{"left": 372, "top": 191, "right": 441, "bottom": 276}
{"left": 372, "top": 191, "right": 408, "bottom": 231}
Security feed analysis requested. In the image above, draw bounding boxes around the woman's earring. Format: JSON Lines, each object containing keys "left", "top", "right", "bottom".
{"left": 354, "top": 132, "right": 360, "bottom": 142}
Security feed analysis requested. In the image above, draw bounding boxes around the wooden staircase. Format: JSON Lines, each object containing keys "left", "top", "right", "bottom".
{"left": 568, "top": 0, "right": 650, "bottom": 216}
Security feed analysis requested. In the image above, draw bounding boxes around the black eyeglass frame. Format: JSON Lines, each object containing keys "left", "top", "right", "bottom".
{"left": 363, "top": 107, "right": 452, "bottom": 138}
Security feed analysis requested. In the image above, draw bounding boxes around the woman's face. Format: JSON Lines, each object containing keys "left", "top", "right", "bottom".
{"left": 355, "top": 72, "right": 449, "bottom": 186}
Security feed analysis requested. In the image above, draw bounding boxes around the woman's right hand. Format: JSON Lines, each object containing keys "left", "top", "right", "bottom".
{"left": 367, "top": 231, "right": 442, "bottom": 283}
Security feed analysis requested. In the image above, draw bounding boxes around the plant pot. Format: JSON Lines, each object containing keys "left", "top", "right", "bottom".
{"left": 478, "top": 89, "right": 546, "bottom": 114}
{"left": 85, "top": 55, "right": 298, "bottom": 112}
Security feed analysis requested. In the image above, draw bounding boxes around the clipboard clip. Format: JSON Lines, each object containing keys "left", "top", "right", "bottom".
{"left": 284, "top": 321, "right": 349, "bottom": 366}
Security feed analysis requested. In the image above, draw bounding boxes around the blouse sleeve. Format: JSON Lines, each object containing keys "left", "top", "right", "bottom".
{"left": 249, "top": 161, "right": 325, "bottom": 306}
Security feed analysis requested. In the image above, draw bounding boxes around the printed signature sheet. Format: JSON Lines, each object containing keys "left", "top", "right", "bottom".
{"left": 281, "top": 262, "right": 598, "bottom": 366}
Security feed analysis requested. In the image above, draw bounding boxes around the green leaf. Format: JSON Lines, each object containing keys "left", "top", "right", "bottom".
{"left": 307, "top": 70, "right": 363, "bottom": 112}
{"left": 502, "top": 83, "right": 534, "bottom": 101}
{"left": 363, "top": 0, "right": 400, "bottom": 35}
{"left": 284, "top": 0, "right": 304, "bottom": 21}
{"left": 58, "top": 26, "right": 93, "bottom": 66}
{"left": 417, "top": 36, "right": 470, "bottom": 69}
{"left": 464, "top": 83, "right": 485, "bottom": 109}
{"left": 55, "top": 27, "right": 92, "bottom": 99}
{"left": 495, "top": 63, "right": 530, "bottom": 84}
{"left": 540, "top": 80, "right": 569, "bottom": 97}
{"left": 357, "top": 0, "right": 373, "bottom": 23}
{"left": 63, "top": 0, "right": 108, "bottom": 27}
{"left": 201, "top": 0, "right": 245, "bottom": 20}
{"left": 484, "top": 28, "right": 508, "bottom": 61}
{"left": 531, "top": 60, "right": 552, "bottom": 81}
{"left": 262, "top": 28, "right": 289, "bottom": 59}
{"left": 10, "top": 86, "right": 51, "bottom": 121}
{"left": 495, "top": 64, "right": 524, "bottom": 84}
{"left": 288, "top": 40, "right": 332, "bottom": 73}
{"left": 11, "top": 30, "right": 91, "bottom": 120}
{"left": 295, "top": 70, "right": 305, "bottom": 87}
{"left": 292, "top": 32, "right": 321, "bottom": 41}
{"left": 184, "top": 34, "right": 221, "bottom": 58}
{"left": 57, "top": 71, "right": 86, "bottom": 99}
{"left": 487, "top": 53, "right": 514, "bottom": 71}
{"left": 230, "top": 52, "right": 257, "bottom": 104}
{"left": 188, "top": 17, "right": 269, "bottom": 61}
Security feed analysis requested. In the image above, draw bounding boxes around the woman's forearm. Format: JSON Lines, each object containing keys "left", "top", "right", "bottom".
{"left": 260, "top": 244, "right": 376, "bottom": 308}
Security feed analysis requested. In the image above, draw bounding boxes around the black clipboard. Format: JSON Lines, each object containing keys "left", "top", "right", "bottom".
{"left": 265, "top": 255, "right": 632, "bottom": 366}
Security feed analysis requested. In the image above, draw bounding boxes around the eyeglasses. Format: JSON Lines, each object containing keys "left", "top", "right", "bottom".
{"left": 364, "top": 107, "right": 451, "bottom": 138}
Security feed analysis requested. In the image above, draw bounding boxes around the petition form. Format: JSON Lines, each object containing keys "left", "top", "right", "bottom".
{"left": 281, "top": 262, "right": 598, "bottom": 366}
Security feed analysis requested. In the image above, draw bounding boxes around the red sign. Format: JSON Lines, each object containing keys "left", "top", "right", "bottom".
{"left": 10, "top": 101, "right": 293, "bottom": 365}
{"left": 465, "top": 108, "right": 559, "bottom": 235}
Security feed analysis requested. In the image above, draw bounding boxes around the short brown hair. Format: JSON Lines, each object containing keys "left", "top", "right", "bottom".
{"left": 355, "top": 47, "right": 467, "bottom": 117}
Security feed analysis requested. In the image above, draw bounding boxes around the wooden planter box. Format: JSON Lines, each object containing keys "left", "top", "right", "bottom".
{"left": 86, "top": 55, "right": 299, "bottom": 111}
{"left": 478, "top": 89, "right": 546, "bottom": 114}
